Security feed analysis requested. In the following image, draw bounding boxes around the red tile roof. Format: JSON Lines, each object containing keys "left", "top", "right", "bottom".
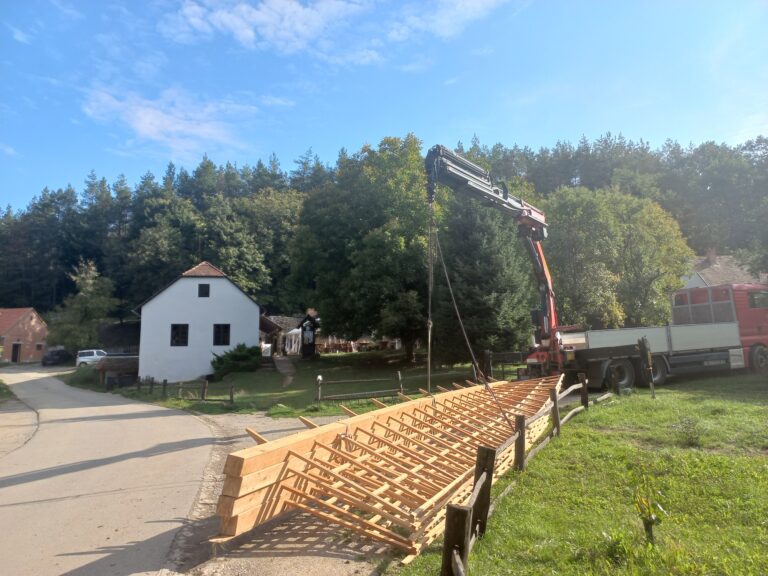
{"left": 181, "top": 261, "right": 227, "bottom": 277}
{"left": 0, "top": 308, "right": 35, "bottom": 334}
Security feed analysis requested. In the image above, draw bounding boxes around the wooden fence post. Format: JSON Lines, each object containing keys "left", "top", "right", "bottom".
{"left": 474, "top": 446, "right": 496, "bottom": 537}
{"left": 316, "top": 375, "right": 323, "bottom": 401}
{"left": 229, "top": 383, "right": 234, "bottom": 405}
{"left": 578, "top": 372, "right": 589, "bottom": 410}
{"left": 149, "top": 378, "right": 154, "bottom": 395}
{"left": 397, "top": 371, "right": 403, "bottom": 394}
{"left": 441, "top": 504, "right": 471, "bottom": 576}
{"left": 201, "top": 379, "right": 208, "bottom": 400}
{"left": 162, "top": 379, "right": 167, "bottom": 398}
{"left": 483, "top": 350, "right": 493, "bottom": 380}
{"left": 514, "top": 414, "right": 527, "bottom": 471}
{"left": 137, "top": 377, "right": 142, "bottom": 392}
{"left": 550, "top": 388, "right": 561, "bottom": 436}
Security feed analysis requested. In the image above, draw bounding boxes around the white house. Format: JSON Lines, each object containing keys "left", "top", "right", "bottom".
{"left": 137, "top": 261, "right": 260, "bottom": 383}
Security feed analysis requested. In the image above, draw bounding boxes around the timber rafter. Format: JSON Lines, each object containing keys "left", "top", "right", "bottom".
{"left": 217, "top": 374, "right": 561, "bottom": 557}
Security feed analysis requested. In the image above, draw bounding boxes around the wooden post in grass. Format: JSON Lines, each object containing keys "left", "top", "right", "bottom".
{"left": 162, "top": 379, "right": 167, "bottom": 398}
{"left": 397, "top": 371, "right": 403, "bottom": 394}
{"left": 149, "top": 378, "right": 154, "bottom": 394}
{"left": 316, "top": 375, "right": 323, "bottom": 401}
{"left": 201, "top": 379, "right": 208, "bottom": 400}
{"left": 550, "top": 388, "right": 561, "bottom": 436}
{"left": 474, "top": 446, "right": 496, "bottom": 537}
{"left": 483, "top": 350, "right": 493, "bottom": 380}
{"left": 514, "top": 414, "right": 527, "bottom": 471}
{"left": 441, "top": 504, "right": 471, "bottom": 576}
{"left": 229, "top": 383, "right": 234, "bottom": 405}
{"left": 137, "top": 377, "right": 142, "bottom": 392}
{"left": 578, "top": 372, "right": 589, "bottom": 409}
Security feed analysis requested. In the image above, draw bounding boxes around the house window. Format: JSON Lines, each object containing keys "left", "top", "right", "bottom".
{"left": 213, "top": 324, "right": 230, "bottom": 346}
{"left": 198, "top": 283, "right": 210, "bottom": 297}
{"left": 36, "top": 343, "right": 43, "bottom": 351}
{"left": 171, "top": 324, "right": 189, "bottom": 346}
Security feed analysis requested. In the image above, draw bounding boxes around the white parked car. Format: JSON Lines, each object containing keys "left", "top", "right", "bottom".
{"left": 76, "top": 349, "right": 107, "bottom": 367}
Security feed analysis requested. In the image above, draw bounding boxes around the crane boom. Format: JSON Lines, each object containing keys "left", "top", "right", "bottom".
{"left": 425, "top": 144, "right": 562, "bottom": 375}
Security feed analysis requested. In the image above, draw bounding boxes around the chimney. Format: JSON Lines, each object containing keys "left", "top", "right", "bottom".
{"left": 706, "top": 247, "right": 717, "bottom": 265}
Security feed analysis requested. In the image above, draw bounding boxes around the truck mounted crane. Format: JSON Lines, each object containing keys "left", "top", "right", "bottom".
{"left": 425, "top": 144, "right": 564, "bottom": 376}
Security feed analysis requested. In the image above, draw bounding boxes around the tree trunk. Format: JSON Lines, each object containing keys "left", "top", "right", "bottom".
{"left": 404, "top": 339, "right": 416, "bottom": 363}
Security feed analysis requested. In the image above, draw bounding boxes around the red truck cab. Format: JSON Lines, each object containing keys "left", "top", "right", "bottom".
{"left": 672, "top": 283, "right": 768, "bottom": 372}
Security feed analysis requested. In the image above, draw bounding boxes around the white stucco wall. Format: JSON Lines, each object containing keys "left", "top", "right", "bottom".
{"left": 138, "top": 277, "right": 260, "bottom": 383}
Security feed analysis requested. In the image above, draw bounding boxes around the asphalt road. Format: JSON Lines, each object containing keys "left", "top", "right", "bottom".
{"left": 0, "top": 367, "right": 213, "bottom": 576}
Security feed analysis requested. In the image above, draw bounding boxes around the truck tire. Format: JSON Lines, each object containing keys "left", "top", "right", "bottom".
{"left": 650, "top": 356, "right": 668, "bottom": 386}
{"left": 750, "top": 344, "right": 768, "bottom": 373}
{"left": 608, "top": 358, "right": 635, "bottom": 390}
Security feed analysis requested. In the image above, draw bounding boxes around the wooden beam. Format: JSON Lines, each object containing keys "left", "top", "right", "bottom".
{"left": 245, "top": 427, "right": 268, "bottom": 444}
{"left": 298, "top": 416, "right": 319, "bottom": 429}
{"left": 339, "top": 405, "right": 358, "bottom": 417}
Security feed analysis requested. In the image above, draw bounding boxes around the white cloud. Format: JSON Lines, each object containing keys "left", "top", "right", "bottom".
{"left": 157, "top": 0, "right": 512, "bottom": 66}
{"left": 0, "top": 143, "right": 18, "bottom": 156}
{"left": 6, "top": 24, "right": 31, "bottom": 44}
{"left": 82, "top": 87, "right": 258, "bottom": 160}
{"left": 49, "top": 0, "right": 85, "bottom": 20}
{"left": 260, "top": 95, "right": 295, "bottom": 107}
{"left": 388, "top": 0, "right": 510, "bottom": 42}
{"left": 160, "top": 0, "right": 370, "bottom": 53}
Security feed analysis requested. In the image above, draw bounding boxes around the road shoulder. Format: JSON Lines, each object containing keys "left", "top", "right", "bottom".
{"left": 0, "top": 398, "right": 38, "bottom": 459}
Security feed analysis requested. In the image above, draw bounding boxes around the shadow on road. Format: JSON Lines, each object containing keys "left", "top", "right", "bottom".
{"left": 57, "top": 521, "right": 191, "bottom": 576}
{"left": 0, "top": 437, "right": 212, "bottom": 489}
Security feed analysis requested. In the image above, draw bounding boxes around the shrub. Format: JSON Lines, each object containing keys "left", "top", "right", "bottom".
{"left": 211, "top": 344, "right": 262, "bottom": 380}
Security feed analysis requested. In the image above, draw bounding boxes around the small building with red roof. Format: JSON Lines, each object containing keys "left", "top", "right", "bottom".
{"left": 0, "top": 308, "right": 48, "bottom": 364}
{"left": 136, "top": 261, "right": 261, "bottom": 383}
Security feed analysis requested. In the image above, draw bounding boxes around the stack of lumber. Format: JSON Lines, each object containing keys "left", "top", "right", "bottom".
{"left": 216, "top": 374, "right": 561, "bottom": 556}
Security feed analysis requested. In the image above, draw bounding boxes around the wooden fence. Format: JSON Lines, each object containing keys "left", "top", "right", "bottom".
{"left": 132, "top": 377, "right": 235, "bottom": 404}
{"left": 441, "top": 374, "right": 613, "bottom": 576}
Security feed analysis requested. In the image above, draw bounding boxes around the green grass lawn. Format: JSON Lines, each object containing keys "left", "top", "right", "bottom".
{"left": 60, "top": 351, "right": 474, "bottom": 417}
{"left": 0, "top": 379, "right": 14, "bottom": 403}
{"left": 391, "top": 372, "right": 768, "bottom": 576}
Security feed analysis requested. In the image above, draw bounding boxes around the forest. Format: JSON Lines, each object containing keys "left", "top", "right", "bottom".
{"left": 1, "top": 133, "right": 766, "bottom": 361}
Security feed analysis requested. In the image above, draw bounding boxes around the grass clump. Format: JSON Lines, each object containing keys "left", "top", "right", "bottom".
{"left": 0, "top": 379, "right": 15, "bottom": 403}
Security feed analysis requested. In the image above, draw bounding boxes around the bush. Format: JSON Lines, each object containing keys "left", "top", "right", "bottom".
{"left": 211, "top": 344, "right": 262, "bottom": 380}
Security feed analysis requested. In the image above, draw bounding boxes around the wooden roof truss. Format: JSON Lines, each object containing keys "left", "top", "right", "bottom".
{"left": 217, "top": 374, "right": 562, "bottom": 557}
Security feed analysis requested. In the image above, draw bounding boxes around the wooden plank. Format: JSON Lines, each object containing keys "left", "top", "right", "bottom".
{"left": 245, "top": 427, "right": 268, "bottom": 444}
{"left": 298, "top": 416, "right": 319, "bottom": 429}
{"left": 339, "top": 404, "right": 358, "bottom": 417}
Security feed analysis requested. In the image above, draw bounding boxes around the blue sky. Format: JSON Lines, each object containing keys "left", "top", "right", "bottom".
{"left": 2, "top": 0, "right": 767, "bottom": 211}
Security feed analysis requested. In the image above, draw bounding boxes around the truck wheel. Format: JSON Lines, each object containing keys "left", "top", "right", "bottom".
{"left": 608, "top": 358, "right": 635, "bottom": 390}
{"left": 750, "top": 345, "right": 768, "bottom": 373}
{"left": 650, "top": 356, "right": 668, "bottom": 386}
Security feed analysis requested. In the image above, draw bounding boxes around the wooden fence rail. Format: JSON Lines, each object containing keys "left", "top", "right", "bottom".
{"left": 132, "top": 377, "right": 235, "bottom": 403}
{"left": 441, "top": 373, "right": 611, "bottom": 576}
